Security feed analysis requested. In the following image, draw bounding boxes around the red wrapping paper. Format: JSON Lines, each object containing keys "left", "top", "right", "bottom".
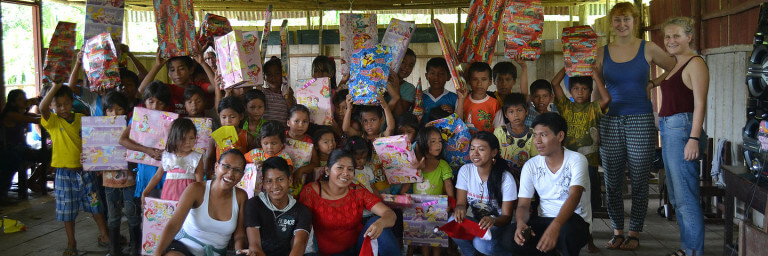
{"left": 42, "top": 22, "right": 77, "bottom": 84}
{"left": 82, "top": 32, "right": 122, "bottom": 91}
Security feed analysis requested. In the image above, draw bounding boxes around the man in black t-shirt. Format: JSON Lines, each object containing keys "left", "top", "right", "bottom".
{"left": 243, "top": 157, "right": 312, "bottom": 256}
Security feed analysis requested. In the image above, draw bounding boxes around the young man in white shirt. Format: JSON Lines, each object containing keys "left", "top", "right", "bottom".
{"left": 506, "top": 112, "right": 591, "bottom": 256}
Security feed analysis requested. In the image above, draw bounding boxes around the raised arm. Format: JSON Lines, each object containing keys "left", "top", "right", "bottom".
{"left": 551, "top": 67, "right": 567, "bottom": 101}
{"left": 67, "top": 51, "right": 84, "bottom": 96}
{"left": 137, "top": 48, "right": 167, "bottom": 95}
{"left": 454, "top": 88, "right": 468, "bottom": 121}
{"left": 40, "top": 82, "right": 63, "bottom": 120}
{"left": 514, "top": 56, "right": 529, "bottom": 99}
{"left": 342, "top": 94, "right": 359, "bottom": 136}
{"left": 379, "top": 95, "right": 396, "bottom": 137}
{"left": 191, "top": 50, "right": 217, "bottom": 93}
{"left": 121, "top": 44, "right": 149, "bottom": 81}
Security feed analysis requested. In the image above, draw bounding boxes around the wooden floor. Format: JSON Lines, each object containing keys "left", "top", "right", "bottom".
{"left": 0, "top": 183, "right": 727, "bottom": 256}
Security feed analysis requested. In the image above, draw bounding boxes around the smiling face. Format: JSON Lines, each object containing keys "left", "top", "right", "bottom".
{"left": 360, "top": 111, "right": 382, "bottom": 137}
{"left": 184, "top": 93, "right": 205, "bottom": 117}
{"left": 215, "top": 153, "right": 246, "bottom": 188}
{"left": 260, "top": 135, "right": 284, "bottom": 156}
{"left": 569, "top": 83, "right": 591, "bottom": 104}
{"left": 611, "top": 13, "right": 636, "bottom": 37}
{"left": 504, "top": 104, "right": 527, "bottom": 126}
{"left": 316, "top": 133, "right": 337, "bottom": 155}
{"left": 262, "top": 167, "right": 291, "bottom": 202}
{"left": 204, "top": 52, "right": 217, "bottom": 69}
{"left": 664, "top": 24, "right": 692, "bottom": 55}
{"left": 326, "top": 156, "right": 355, "bottom": 188}
{"left": 532, "top": 124, "right": 564, "bottom": 157}
{"left": 495, "top": 73, "right": 516, "bottom": 95}
{"left": 168, "top": 59, "right": 193, "bottom": 86}
{"left": 426, "top": 66, "right": 449, "bottom": 91}
{"left": 219, "top": 108, "right": 242, "bottom": 127}
{"left": 531, "top": 89, "right": 552, "bottom": 113}
{"left": 469, "top": 138, "right": 497, "bottom": 168}
{"left": 398, "top": 54, "right": 416, "bottom": 79}
{"left": 246, "top": 98, "right": 265, "bottom": 120}
{"left": 287, "top": 111, "right": 310, "bottom": 138}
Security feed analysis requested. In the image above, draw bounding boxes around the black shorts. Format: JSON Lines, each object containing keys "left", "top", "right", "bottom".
{"left": 165, "top": 240, "right": 194, "bottom": 256}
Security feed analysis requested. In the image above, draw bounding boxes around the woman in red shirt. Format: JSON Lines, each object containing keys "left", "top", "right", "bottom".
{"left": 299, "top": 150, "right": 399, "bottom": 255}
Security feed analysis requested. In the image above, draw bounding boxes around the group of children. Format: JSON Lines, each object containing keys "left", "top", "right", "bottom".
{"left": 27, "top": 33, "right": 614, "bottom": 255}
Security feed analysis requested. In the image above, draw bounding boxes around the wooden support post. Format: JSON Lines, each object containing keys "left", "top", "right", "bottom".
{"left": 318, "top": 10, "right": 323, "bottom": 56}
{"left": 33, "top": 1, "right": 43, "bottom": 92}
{"left": 579, "top": 4, "right": 588, "bottom": 26}
{"left": 456, "top": 7, "right": 461, "bottom": 45}
{"left": 430, "top": 9, "right": 435, "bottom": 25}
{"left": 569, "top": 6, "right": 574, "bottom": 27}
{"left": 306, "top": 11, "right": 311, "bottom": 30}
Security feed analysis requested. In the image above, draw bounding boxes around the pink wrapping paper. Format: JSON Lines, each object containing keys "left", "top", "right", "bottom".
{"left": 81, "top": 116, "right": 128, "bottom": 171}
{"left": 153, "top": 0, "right": 197, "bottom": 58}
{"left": 141, "top": 197, "right": 178, "bottom": 255}
{"left": 457, "top": 0, "right": 507, "bottom": 64}
{"left": 214, "top": 30, "right": 264, "bottom": 89}
{"left": 280, "top": 20, "right": 290, "bottom": 93}
{"left": 188, "top": 117, "right": 212, "bottom": 155}
{"left": 292, "top": 78, "right": 333, "bottom": 125}
{"left": 340, "top": 13, "right": 378, "bottom": 75}
{"left": 503, "top": 0, "right": 544, "bottom": 60}
{"left": 404, "top": 194, "right": 450, "bottom": 247}
{"left": 237, "top": 163, "right": 261, "bottom": 198}
{"left": 260, "top": 5, "right": 273, "bottom": 60}
{"left": 42, "top": 22, "right": 77, "bottom": 84}
{"left": 380, "top": 18, "right": 416, "bottom": 71}
{"left": 561, "top": 26, "right": 598, "bottom": 77}
{"left": 372, "top": 135, "right": 421, "bottom": 184}
{"left": 283, "top": 138, "right": 313, "bottom": 169}
{"left": 433, "top": 19, "right": 468, "bottom": 92}
{"left": 127, "top": 107, "right": 179, "bottom": 167}
{"left": 83, "top": 32, "right": 122, "bottom": 91}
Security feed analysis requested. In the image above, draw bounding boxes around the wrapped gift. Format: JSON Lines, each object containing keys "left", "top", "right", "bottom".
{"left": 280, "top": 20, "right": 290, "bottom": 93}
{"left": 197, "top": 13, "right": 232, "bottom": 47}
{"left": 127, "top": 107, "right": 179, "bottom": 167}
{"left": 292, "top": 78, "right": 333, "bottom": 125}
{"left": 350, "top": 45, "right": 393, "bottom": 105}
{"left": 380, "top": 18, "right": 416, "bottom": 71}
{"left": 142, "top": 197, "right": 178, "bottom": 255}
{"left": 153, "top": 0, "right": 197, "bottom": 58}
{"left": 237, "top": 163, "right": 261, "bottom": 198}
{"left": 42, "top": 22, "right": 76, "bottom": 84}
{"left": 340, "top": 13, "right": 378, "bottom": 75}
{"left": 432, "top": 19, "right": 468, "bottom": 92}
{"left": 457, "top": 0, "right": 506, "bottom": 64}
{"left": 427, "top": 114, "right": 471, "bottom": 170}
{"left": 372, "top": 135, "right": 421, "bottom": 184}
{"left": 211, "top": 126, "right": 239, "bottom": 150}
{"left": 84, "top": 0, "right": 124, "bottom": 43}
{"left": 561, "top": 26, "right": 598, "bottom": 77}
{"left": 404, "top": 195, "right": 450, "bottom": 247}
{"left": 215, "top": 30, "right": 264, "bottom": 89}
{"left": 283, "top": 138, "right": 313, "bottom": 169}
{"left": 260, "top": 5, "right": 273, "bottom": 60}
{"left": 81, "top": 116, "right": 128, "bottom": 171}
{"left": 188, "top": 117, "right": 212, "bottom": 155}
{"left": 83, "top": 32, "right": 122, "bottom": 91}
{"left": 382, "top": 194, "right": 412, "bottom": 209}
{"left": 413, "top": 78, "right": 424, "bottom": 122}
{"left": 503, "top": 0, "right": 544, "bottom": 60}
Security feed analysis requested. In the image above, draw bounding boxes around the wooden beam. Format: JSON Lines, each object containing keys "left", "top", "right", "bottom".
{"left": 702, "top": 0, "right": 764, "bottom": 21}
{"left": 122, "top": 0, "right": 604, "bottom": 11}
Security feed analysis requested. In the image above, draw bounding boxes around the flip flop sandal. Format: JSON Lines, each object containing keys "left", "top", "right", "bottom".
{"left": 97, "top": 236, "right": 110, "bottom": 247}
{"left": 668, "top": 249, "right": 686, "bottom": 256}
{"left": 62, "top": 247, "right": 78, "bottom": 256}
{"left": 605, "top": 235, "right": 625, "bottom": 249}
{"left": 620, "top": 236, "right": 640, "bottom": 251}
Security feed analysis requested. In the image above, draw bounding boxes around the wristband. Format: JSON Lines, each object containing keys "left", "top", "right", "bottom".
{"left": 648, "top": 80, "right": 656, "bottom": 87}
{"left": 688, "top": 136, "right": 700, "bottom": 141}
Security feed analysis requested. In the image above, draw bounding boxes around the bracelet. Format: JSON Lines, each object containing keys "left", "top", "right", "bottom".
{"left": 688, "top": 136, "right": 700, "bottom": 141}
{"left": 648, "top": 80, "right": 657, "bottom": 87}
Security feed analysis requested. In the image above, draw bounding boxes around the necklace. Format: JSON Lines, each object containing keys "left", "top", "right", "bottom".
{"left": 265, "top": 196, "right": 289, "bottom": 232}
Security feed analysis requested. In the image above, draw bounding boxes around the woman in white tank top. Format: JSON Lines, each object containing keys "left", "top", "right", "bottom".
{"left": 154, "top": 149, "right": 249, "bottom": 256}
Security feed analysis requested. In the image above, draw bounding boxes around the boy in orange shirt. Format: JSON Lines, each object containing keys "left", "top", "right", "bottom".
{"left": 456, "top": 62, "right": 501, "bottom": 132}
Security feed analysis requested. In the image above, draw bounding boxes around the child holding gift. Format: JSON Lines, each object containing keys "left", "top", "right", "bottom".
{"left": 119, "top": 81, "right": 171, "bottom": 202}
{"left": 101, "top": 91, "right": 142, "bottom": 256}
{"left": 138, "top": 49, "right": 216, "bottom": 116}
{"left": 421, "top": 58, "right": 458, "bottom": 125}
{"left": 262, "top": 57, "right": 292, "bottom": 124}
{"left": 214, "top": 96, "right": 249, "bottom": 160}
{"left": 396, "top": 113, "right": 420, "bottom": 143}
{"left": 242, "top": 89, "right": 268, "bottom": 149}
{"left": 142, "top": 118, "right": 204, "bottom": 202}
{"left": 455, "top": 62, "right": 501, "bottom": 133}
{"left": 342, "top": 95, "right": 395, "bottom": 141}
{"left": 313, "top": 55, "right": 340, "bottom": 90}
{"left": 40, "top": 82, "right": 110, "bottom": 256}
{"left": 332, "top": 89, "right": 361, "bottom": 138}
{"left": 386, "top": 49, "right": 418, "bottom": 116}
{"left": 286, "top": 105, "right": 321, "bottom": 187}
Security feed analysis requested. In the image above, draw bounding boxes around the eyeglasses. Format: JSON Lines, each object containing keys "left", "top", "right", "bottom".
{"left": 220, "top": 163, "right": 244, "bottom": 173}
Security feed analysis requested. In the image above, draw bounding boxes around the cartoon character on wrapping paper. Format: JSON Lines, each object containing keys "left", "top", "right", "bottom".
{"left": 352, "top": 34, "right": 372, "bottom": 51}
{"left": 137, "top": 115, "right": 151, "bottom": 133}
{"left": 142, "top": 234, "right": 157, "bottom": 253}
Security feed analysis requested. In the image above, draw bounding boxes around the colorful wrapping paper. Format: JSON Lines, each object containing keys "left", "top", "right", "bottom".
{"left": 382, "top": 194, "right": 412, "bottom": 209}
{"left": 188, "top": 117, "right": 212, "bottom": 155}
{"left": 432, "top": 19, "right": 468, "bottom": 92}
{"left": 457, "top": 0, "right": 507, "bottom": 64}
{"left": 214, "top": 30, "right": 264, "bottom": 89}
{"left": 211, "top": 125, "right": 239, "bottom": 149}
{"left": 141, "top": 197, "right": 178, "bottom": 255}
{"left": 237, "top": 163, "right": 261, "bottom": 198}
{"left": 350, "top": 45, "right": 393, "bottom": 105}
{"left": 153, "top": 0, "right": 197, "bottom": 58}
{"left": 503, "top": 0, "right": 544, "bottom": 60}
{"left": 260, "top": 5, "right": 273, "bottom": 60}
{"left": 426, "top": 114, "right": 471, "bottom": 170}
{"left": 380, "top": 18, "right": 416, "bottom": 71}
{"left": 413, "top": 78, "right": 424, "bottom": 122}
{"left": 280, "top": 20, "right": 290, "bottom": 93}
{"left": 292, "top": 78, "right": 333, "bottom": 125}
{"left": 127, "top": 107, "right": 179, "bottom": 167}
{"left": 561, "top": 26, "right": 598, "bottom": 77}
{"left": 81, "top": 116, "right": 128, "bottom": 171}
{"left": 340, "top": 13, "right": 378, "bottom": 75}
{"left": 84, "top": 0, "right": 124, "bottom": 43}
{"left": 404, "top": 195, "right": 450, "bottom": 247}
{"left": 372, "top": 135, "right": 421, "bottom": 184}
{"left": 83, "top": 32, "right": 122, "bottom": 91}
{"left": 197, "top": 13, "right": 232, "bottom": 47}
{"left": 42, "top": 22, "right": 77, "bottom": 84}
{"left": 284, "top": 138, "right": 313, "bottom": 169}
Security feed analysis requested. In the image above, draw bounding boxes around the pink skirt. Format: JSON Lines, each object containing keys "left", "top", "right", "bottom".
{"left": 161, "top": 178, "right": 195, "bottom": 201}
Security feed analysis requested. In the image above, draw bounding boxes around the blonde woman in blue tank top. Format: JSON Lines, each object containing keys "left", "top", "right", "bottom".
{"left": 593, "top": 2, "right": 676, "bottom": 251}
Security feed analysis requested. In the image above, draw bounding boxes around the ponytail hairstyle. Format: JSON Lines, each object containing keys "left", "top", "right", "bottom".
{"left": 470, "top": 131, "right": 510, "bottom": 207}
{"left": 342, "top": 135, "right": 371, "bottom": 161}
